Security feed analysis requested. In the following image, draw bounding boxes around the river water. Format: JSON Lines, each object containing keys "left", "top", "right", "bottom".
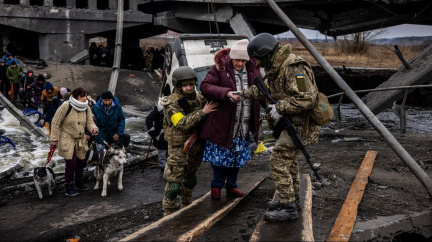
{"left": 1, "top": 103, "right": 431, "bottom": 179}
{"left": 0, "top": 108, "right": 151, "bottom": 179}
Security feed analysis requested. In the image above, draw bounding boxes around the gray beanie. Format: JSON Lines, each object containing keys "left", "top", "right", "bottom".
{"left": 229, "top": 39, "right": 250, "bottom": 61}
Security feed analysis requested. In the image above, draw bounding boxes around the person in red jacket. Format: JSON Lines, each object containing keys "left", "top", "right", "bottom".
{"left": 199, "top": 39, "right": 263, "bottom": 199}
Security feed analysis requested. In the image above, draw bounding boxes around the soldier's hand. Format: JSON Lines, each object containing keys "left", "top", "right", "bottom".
{"left": 268, "top": 104, "right": 282, "bottom": 123}
{"left": 202, "top": 101, "right": 218, "bottom": 114}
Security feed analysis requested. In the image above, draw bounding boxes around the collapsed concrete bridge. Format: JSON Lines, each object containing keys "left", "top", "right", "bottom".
{"left": 1, "top": 0, "right": 432, "bottom": 62}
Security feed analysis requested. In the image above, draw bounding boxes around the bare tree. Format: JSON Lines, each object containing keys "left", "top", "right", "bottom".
{"left": 340, "top": 29, "right": 389, "bottom": 54}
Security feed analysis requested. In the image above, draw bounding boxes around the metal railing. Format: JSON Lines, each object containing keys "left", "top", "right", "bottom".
{"left": 328, "top": 84, "right": 432, "bottom": 135}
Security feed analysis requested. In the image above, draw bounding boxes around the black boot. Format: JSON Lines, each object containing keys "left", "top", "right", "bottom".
{"left": 264, "top": 202, "right": 298, "bottom": 222}
{"left": 295, "top": 194, "right": 301, "bottom": 211}
{"left": 74, "top": 178, "right": 89, "bottom": 191}
{"left": 65, "top": 182, "right": 79, "bottom": 196}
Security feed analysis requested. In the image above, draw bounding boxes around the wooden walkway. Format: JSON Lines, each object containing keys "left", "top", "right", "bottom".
{"left": 249, "top": 174, "right": 314, "bottom": 242}
{"left": 121, "top": 172, "right": 268, "bottom": 242}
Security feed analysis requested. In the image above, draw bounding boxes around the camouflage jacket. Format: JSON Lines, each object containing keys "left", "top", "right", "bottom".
{"left": 161, "top": 89, "right": 207, "bottom": 147}
{"left": 268, "top": 44, "right": 321, "bottom": 146}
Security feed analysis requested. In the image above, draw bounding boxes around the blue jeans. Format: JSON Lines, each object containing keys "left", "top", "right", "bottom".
{"left": 211, "top": 165, "right": 240, "bottom": 189}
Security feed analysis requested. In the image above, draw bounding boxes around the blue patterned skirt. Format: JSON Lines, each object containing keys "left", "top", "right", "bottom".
{"left": 203, "top": 134, "right": 251, "bottom": 168}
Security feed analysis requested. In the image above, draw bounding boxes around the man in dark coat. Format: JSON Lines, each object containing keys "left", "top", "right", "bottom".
{"left": 19, "top": 70, "right": 35, "bottom": 108}
{"left": 0, "top": 59, "right": 8, "bottom": 97}
{"left": 199, "top": 39, "right": 263, "bottom": 199}
{"left": 146, "top": 98, "right": 168, "bottom": 172}
{"left": 29, "top": 75, "right": 46, "bottom": 107}
{"left": 92, "top": 91, "right": 126, "bottom": 149}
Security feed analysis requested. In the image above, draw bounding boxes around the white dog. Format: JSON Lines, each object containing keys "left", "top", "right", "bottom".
{"left": 33, "top": 166, "right": 56, "bottom": 199}
{"left": 94, "top": 146, "right": 127, "bottom": 197}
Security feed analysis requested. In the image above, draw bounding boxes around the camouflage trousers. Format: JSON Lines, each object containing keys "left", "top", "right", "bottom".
{"left": 270, "top": 130, "right": 301, "bottom": 204}
{"left": 162, "top": 143, "right": 204, "bottom": 216}
{"left": 146, "top": 60, "right": 152, "bottom": 72}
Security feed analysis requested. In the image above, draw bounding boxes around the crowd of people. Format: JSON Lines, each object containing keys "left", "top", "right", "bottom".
{"left": 2, "top": 33, "right": 321, "bottom": 223}
{"left": 88, "top": 42, "right": 164, "bottom": 71}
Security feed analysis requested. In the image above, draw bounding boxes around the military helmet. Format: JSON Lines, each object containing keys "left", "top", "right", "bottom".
{"left": 172, "top": 66, "right": 197, "bottom": 87}
{"left": 247, "top": 33, "right": 279, "bottom": 58}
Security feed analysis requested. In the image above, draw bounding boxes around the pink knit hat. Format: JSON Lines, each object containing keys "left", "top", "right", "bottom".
{"left": 60, "top": 87, "right": 68, "bottom": 96}
{"left": 229, "top": 39, "right": 250, "bottom": 61}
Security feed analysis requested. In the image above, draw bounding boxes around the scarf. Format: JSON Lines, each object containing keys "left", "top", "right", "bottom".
{"left": 69, "top": 97, "right": 88, "bottom": 112}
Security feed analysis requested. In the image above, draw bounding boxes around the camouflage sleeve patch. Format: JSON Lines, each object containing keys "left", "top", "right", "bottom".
{"left": 276, "top": 68, "right": 317, "bottom": 115}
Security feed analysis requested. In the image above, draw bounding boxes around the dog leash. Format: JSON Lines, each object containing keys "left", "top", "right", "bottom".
{"left": 96, "top": 135, "right": 111, "bottom": 149}
{"left": 141, "top": 138, "right": 153, "bottom": 173}
{"left": 45, "top": 144, "right": 57, "bottom": 167}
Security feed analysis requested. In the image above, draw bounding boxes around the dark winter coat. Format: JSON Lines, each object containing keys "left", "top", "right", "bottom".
{"left": 29, "top": 80, "right": 45, "bottom": 106}
{"left": 19, "top": 72, "right": 34, "bottom": 93}
{"left": 199, "top": 48, "right": 261, "bottom": 149}
{"left": 145, "top": 106, "right": 168, "bottom": 150}
{"left": 0, "top": 65, "right": 7, "bottom": 82}
{"left": 92, "top": 96, "right": 126, "bottom": 145}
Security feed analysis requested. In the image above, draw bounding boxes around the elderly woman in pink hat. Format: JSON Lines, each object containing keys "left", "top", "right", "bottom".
{"left": 199, "top": 39, "right": 262, "bottom": 199}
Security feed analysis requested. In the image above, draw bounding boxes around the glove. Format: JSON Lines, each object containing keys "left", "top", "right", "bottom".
{"left": 268, "top": 104, "right": 282, "bottom": 123}
{"left": 147, "top": 127, "right": 157, "bottom": 138}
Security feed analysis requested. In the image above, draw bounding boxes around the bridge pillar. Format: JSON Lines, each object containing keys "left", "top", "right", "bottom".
{"left": 20, "top": 0, "right": 29, "bottom": 5}
{"left": 229, "top": 13, "right": 255, "bottom": 40}
{"left": 66, "top": 0, "right": 76, "bottom": 8}
{"left": 39, "top": 33, "right": 88, "bottom": 63}
{"left": 88, "top": 1, "right": 96, "bottom": 9}
{"left": 129, "top": 0, "right": 138, "bottom": 10}
{"left": 44, "top": 0, "right": 53, "bottom": 7}
{"left": 109, "top": 0, "right": 118, "bottom": 10}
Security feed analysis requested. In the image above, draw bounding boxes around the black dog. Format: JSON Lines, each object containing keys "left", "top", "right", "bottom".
{"left": 33, "top": 167, "right": 56, "bottom": 199}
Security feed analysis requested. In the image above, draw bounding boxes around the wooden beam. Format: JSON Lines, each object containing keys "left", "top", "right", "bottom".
{"left": 0, "top": 93, "right": 48, "bottom": 138}
{"left": 327, "top": 150, "right": 378, "bottom": 242}
{"left": 249, "top": 174, "right": 314, "bottom": 242}
{"left": 121, "top": 172, "right": 268, "bottom": 242}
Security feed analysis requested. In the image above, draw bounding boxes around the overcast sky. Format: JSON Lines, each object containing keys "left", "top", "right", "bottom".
{"left": 286, "top": 24, "right": 432, "bottom": 39}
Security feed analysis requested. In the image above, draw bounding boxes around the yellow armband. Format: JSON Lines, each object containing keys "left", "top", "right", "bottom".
{"left": 171, "top": 112, "right": 184, "bottom": 126}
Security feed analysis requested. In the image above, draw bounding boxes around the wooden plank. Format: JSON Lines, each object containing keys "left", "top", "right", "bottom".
{"left": 327, "top": 150, "right": 378, "bottom": 242}
{"left": 121, "top": 172, "right": 268, "bottom": 242}
{"left": 0, "top": 93, "right": 48, "bottom": 138}
{"left": 249, "top": 174, "right": 314, "bottom": 242}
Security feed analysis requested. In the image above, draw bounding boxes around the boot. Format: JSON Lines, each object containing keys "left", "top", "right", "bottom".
{"left": 227, "top": 187, "right": 244, "bottom": 197}
{"left": 65, "top": 182, "right": 79, "bottom": 196}
{"left": 295, "top": 194, "right": 301, "bottom": 211}
{"left": 267, "top": 200, "right": 281, "bottom": 211}
{"left": 264, "top": 202, "right": 298, "bottom": 222}
{"left": 211, "top": 187, "right": 221, "bottom": 200}
{"left": 268, "top": 195, "right": 301, "bottom": 211}
{"left": 74, "top": 178, "right": 89, "bottom": 191}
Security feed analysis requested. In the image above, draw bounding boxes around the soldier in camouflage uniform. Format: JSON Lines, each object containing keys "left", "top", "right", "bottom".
{"left": 245, "top": 33, "right": 321, "bottom": 222}
{"left": 160, "top": 66, "right": 217, "bottom": 217}
{"left": 144, "top": 48, "right": 153, "bottom": 72}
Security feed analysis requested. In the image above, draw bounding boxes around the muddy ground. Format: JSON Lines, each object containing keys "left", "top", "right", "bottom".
{"left": 1, "top": 128, "right": 432, "bottom": 241}
{"left": 1, "top": 62, "right": 432, "bottom": 241}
